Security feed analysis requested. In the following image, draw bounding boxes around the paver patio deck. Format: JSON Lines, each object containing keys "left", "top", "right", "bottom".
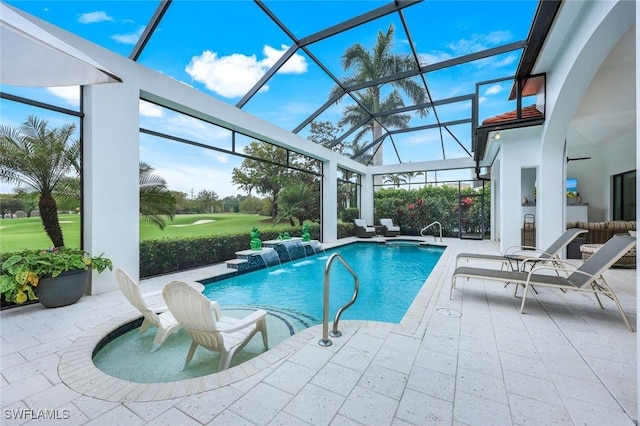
{"left": 1, "top": 237, "right": 636, "bottom": 425}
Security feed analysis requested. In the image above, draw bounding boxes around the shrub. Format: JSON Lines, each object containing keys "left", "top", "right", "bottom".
{"left": 139, "top": 223, "right": 322, "bottom": 278}
{"left": 341, "top": 207, "right": 360, "bottom": 223}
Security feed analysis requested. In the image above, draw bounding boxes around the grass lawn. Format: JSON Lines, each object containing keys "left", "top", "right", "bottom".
{"left": 0, "top": 214, "right": 82, "bottom": 253}
{"left": 1, "top": 213, "right": 293, "bottom": 254}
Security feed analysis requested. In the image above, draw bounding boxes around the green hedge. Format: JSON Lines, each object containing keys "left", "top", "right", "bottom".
{"left": 341, "top": 207, "right": 360, "bottom": 223}
{"left": 373, "top": 185, "right": 490, "bottom": 237}
{"left": 140, "top": 222, "right": 354, "bottom": 278}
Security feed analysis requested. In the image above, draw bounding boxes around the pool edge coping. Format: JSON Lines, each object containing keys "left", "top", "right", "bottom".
{"left": 59, "top": 236, "right": 452, "bottom": 403}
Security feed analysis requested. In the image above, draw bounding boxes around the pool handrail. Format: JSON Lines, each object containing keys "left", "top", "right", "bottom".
{"left": 318, "top": 253, "right": 360, "bottom": 347}
{"left": 421, "top": 221, "right": 443, "bottom": 242}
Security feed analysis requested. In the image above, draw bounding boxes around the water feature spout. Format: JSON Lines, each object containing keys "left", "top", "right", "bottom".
{"left": 309, "top": 241, "right": 326, "bottom": 259}
{"left": 257, "top": 249, "right": 281, "bottom": 268}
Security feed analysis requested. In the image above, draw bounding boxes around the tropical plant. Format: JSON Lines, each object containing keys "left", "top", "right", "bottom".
{"left": 139, "top": 162, "right": 176, "bottom": 230}
{"left": 383, "top": 174, "right": 407, "bottom": 188}
{"left": 0, "top": 247, "right": 112, "bottom": 304}
{"left": 0, "top": 115, "right": 78, "bottom": 247}
{"left": 401, "top": 171, "right": 424, "bottom": 190}
{"left": 275, "top": 183, "right": 316, "bottom": 226}
{"left": 329, "top": 23, "right": 428, "bottom": 166}
{"left": 345, "top": 140, "right": 373, "bottom": 166}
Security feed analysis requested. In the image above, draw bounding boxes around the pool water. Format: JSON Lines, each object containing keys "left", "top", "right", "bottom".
{"left": 93, "top": 242, "right": 444, "bottom": 383}
{"left": 202, "top": 242, "right": 445, "bottom": 325}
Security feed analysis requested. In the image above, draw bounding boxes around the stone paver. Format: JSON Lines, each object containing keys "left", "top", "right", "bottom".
{"left": 0, "top": 237, "right": 636, "bottom": 425}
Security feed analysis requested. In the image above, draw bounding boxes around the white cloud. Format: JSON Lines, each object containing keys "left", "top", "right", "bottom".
{"left": 165, "top": 114, "right": 231, "bottom": 144}
{"left": 202, "top": 150, "right": 230, "bottom": 164}
{"left": 46, "top": 86, "right": 80, "bottom": 107}
{"left": 112, "top": 27, "right": 145, "bottom": 45}
{"left": 139, "top": 101, "right": 164, "bottom": 118}
{"left": 152, "top": 162, "right": 241, "bottom": 198}
{"left": 418, "top": 51, "right": 452, "bottom": 67}
{"left": 262, "top": 44, "right": 307, "bottom": 74}
{"left": 78, "top": 11, "right": 113, "bottom": 24}
{"left": 484, "top": 84, "right": 503, "bottom": 96}
{"left": 185, "top": 45, "right": 308, "bottom": 98}
{"left": 448, "top": 31, "right": 513, "bottom": 55}
{"left": 490, "top": 54, "right": 517, "bottom": 68}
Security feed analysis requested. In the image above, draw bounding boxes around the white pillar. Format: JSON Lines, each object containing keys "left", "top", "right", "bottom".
{"left": 491, "top": 159, "right": 501, "bottom": 241}
{"left": 537, "top": 142, "right": 566, "bottom": 250}
{"left": 499, "top": 143, "right": 523, "bottom": 252}
{"left": 360, "top": 172, "right": 374, "bottom": 225}
{"left": 497, "top": 128, "right": 541, "bottom": 252}
{"left": 322, "top": 158, "right": 338, "bottom": 243}
{"left": 83, "top": 83, "right": 139, "bottom": 294}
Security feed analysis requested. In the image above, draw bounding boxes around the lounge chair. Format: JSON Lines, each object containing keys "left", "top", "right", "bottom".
{"left": 354, "top": 218, "right": 376, "bottom": 238}
{"left": 379, "top": 218, "right": 400, "bottom": 237}
{"left": 115, "top": 267, "right": 181, "bottom": 352}
{"left": 162, "top": 280, "right": 269, "bottom": 371}
{"left": 455, "top": 228, "right": 588, "bottom": 269}
{"left": 450, "top": 235, "right": 636, "bottom": 331}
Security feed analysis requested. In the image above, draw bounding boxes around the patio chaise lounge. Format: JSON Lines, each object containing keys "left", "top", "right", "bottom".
{"left": 163, "top": 280, "right": 269, "bottom": 371}
{"left": 379, "top": 218, "right": 401, "bottom": 237}
{"left": 354, "top": 218, "right": 376, "bottom": 238}
{"left": 450, "top": 234, "right": 637, "bottom": 331}
{"left": 455, "top": 228, "right": 588, "bottom": 269}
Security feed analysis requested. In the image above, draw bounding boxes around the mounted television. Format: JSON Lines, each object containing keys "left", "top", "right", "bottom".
{"left": 566, "top": 178, "right": 578, "bottom": 196}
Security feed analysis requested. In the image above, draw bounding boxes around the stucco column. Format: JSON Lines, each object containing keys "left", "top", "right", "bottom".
{"left": 497, "top": 128, "right": 541, "bottom": 252}
{"left": 360, "top": 172, "right": 374, "bottom": 225}
{"left": 536, "top": 143, "right": 566, "bottom": 249}
{"left": 82, "top": 82, "right": 139, "bottom": 294}
{"left": 322, "top": 158, "right": 338, "bottom": 243}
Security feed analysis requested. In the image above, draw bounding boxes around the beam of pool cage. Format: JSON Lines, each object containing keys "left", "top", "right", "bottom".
{"left": 319, "top": 253, "right": 360, "bottom": 347}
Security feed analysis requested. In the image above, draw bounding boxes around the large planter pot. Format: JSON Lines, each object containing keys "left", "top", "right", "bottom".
{"left": 36, "top": 269, "right": 90, "bottom": 308}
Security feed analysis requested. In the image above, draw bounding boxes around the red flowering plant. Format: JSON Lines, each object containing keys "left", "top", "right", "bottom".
{"left": 402, "top": 197, "right": 432, "bottom": 230}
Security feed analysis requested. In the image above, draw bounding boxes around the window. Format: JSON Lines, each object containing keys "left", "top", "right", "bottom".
{"left": 613, "top": 170, "right": 636, "bottom": 221}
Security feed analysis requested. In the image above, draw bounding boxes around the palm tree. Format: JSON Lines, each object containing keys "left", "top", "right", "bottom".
{"left": 275, "top": 183, "right": 314, "bottom": 226}
{"left": 401, "top": 171, "right": 424, "bottom": 190}
{"left": 329, "top": 23, "right": 427, "bottom": 166}
{"left": 346, "top": 140, "right": 373, "bottom": 166}
{"left": 139, "top": 162, "right": 176, "bottom": 230}
{"left": 383, "top": 174, "right": 407, "bottom": 188}
{"left": 339, "top": 90, "right": 411, "bottom": 164}
{"left": 0, "top": 116, "right": 78, "bottom": 247}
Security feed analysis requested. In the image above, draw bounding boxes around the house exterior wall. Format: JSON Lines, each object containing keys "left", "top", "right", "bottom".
{"left": 534, "top": 0, "right": 634, "bottom": 249}
{"left": 497, "top": 127, "right": 541, "bottom": 252}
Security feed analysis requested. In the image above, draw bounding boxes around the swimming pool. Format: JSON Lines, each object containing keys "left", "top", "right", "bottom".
{"left": 201, "top": 242, "right": 445, "bottom": 325}
{"left": 93, "top": 241, "right": 445, "bottom": 383}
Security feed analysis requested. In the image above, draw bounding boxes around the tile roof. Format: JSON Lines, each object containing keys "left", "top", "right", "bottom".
{"left": 482, "top": 104, "right": 544, "bottom": 125}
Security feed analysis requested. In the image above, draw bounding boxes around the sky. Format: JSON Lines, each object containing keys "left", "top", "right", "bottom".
{"left": 1, "top": 0, "right": 539, "bottom": 198}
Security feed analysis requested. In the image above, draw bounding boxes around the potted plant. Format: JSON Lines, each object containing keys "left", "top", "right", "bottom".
{"left": 0, "top": 247, "right": 112, "bottom": 308}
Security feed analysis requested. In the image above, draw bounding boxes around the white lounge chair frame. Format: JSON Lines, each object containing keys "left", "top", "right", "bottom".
{"left": 115, "top": 267, "right": 180, "bottom": 352}
{"left": 163, "top": 280, "right": 269, "bottom": 371}
{"left": 455, "top": 228, "right": 588, "bottom": 269}
{"left": 450, "top": 235, "right": 636, "bottom": 331}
